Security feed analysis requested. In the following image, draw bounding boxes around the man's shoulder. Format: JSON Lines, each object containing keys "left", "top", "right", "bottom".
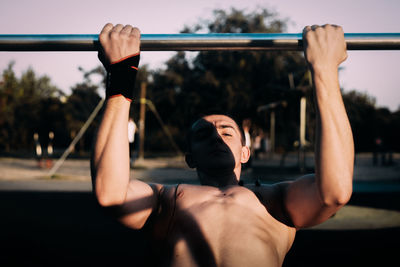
{"left": 154, "top": 183, "right": 206, "bottom": 204}
{"left": 148, "top": 184, "right": 210, "bottom": 233}
{"left": 244, "top": 182, "right": 277, "bottom": 200}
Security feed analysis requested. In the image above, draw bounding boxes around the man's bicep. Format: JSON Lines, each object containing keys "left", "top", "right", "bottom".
{"left": 283, "top": 174, "right": 340, "bottom": 229}
{"left": 116, "top": 180, "right": 163, "bottom": 230}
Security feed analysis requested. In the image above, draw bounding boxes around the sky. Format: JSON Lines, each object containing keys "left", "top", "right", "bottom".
{"left": 0, "top": 0, "right": 399, "bottom": 111}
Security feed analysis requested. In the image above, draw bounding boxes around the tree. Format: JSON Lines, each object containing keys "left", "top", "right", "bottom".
{"left": 0, "top": 62, "right": 64, "bottom": 153}
{"left": 64, "top": 66, "right": 104, "bottom": 155}
{"left": 0, "top": 62, "right": 19, "bottom": 151}
{"left": 342, "top": 90, "right": 378, "bottom": 151}
{"left": 147, "top": 8, "right": 308, "bottom": 152}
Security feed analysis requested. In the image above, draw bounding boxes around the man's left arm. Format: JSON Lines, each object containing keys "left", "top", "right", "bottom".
{"left": 279, "top": 25, "right": 354, "bottom": 229}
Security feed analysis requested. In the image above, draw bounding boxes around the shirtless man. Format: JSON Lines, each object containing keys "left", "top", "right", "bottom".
{"left": 91, "top": 23, "right": 354, "bottom": 267}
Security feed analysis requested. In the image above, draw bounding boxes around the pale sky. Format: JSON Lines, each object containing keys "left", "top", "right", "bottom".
{"left": 0, "top": 0, "right": 399, "bottom": 111}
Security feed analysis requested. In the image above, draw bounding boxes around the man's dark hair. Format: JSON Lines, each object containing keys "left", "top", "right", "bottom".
{"left": 186, "top": 109, "right": 246, "bottom": 152}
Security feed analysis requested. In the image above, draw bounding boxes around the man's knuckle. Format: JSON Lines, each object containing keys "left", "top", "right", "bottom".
{"left": 105, "top": 23, "right": 113, "bottom": 28}
{"left": 132, "top": 27, "right": 141, "bottom": 35}
{"left": 110, "top": 31, "right": 119, "bottom": 39}
{"left": 99, "top": 33, "right": 108, "bottom": 43}
{"left": 120, "top": 31, "right": 129, "bottom": 37}
{"left": 303, "top": 29, "right": 312, "bottom": 37}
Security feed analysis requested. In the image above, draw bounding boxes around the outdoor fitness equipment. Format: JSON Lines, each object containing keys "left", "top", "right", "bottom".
{"left": 1, "top": 32, "right": 399, "bottom": 177}
{"left": 0, "top": 33, "right": 400, "bottom": 51}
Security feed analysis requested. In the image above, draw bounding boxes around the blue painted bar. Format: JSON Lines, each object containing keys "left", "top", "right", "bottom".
{"left": 0, "top": 33, "right": 399, "bottom": 51}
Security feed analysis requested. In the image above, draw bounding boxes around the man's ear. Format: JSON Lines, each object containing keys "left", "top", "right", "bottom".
{"left": 185, "top": 153, "right": 196, "bottom": 168}
{"left": 240, "top": 146, "right": 250, "bottom": 163}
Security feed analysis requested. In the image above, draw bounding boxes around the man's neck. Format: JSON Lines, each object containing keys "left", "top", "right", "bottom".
{"left": 197, "top": 168, "right": 241, "bottom": 188}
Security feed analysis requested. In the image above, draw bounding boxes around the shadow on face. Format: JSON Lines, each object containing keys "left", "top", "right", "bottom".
{"left": 185, "top": 118, "right": 241, "bottom": 183}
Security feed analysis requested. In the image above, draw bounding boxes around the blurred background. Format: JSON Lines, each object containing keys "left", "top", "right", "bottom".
{"left": 0, "top": 1, "right": 399, "bottom": 267}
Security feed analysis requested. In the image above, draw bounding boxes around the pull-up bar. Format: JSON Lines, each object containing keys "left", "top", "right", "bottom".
{"left": 0, "top": 33, "right": 400, "bottom": 51}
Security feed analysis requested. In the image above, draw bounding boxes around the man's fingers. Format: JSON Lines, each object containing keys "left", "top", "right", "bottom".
{"left": 111, "top": 24, "right": 124, "bottom": 34}
{"left": 102, "top": 24, "right": 138, "bottom": 39}
{"left": 304, "top": 24, "right": 336, "bottom": 34}
{"left": 99, "top": 23, "right": 114, "bottom": 46}
{"left": 98, "top": 23, "right": 141, "bottom": 63}
{"left": 121, "top": 24, "right": 133, "bottom": 34}
{"left": 311, "top": 24, "right": 320, "bottom": 31}
{"left": 323, "top": 23, "right": 337, "bottom": 28}
{"left": 101, "top": 23, "right": 114, "bottom": 35}
{"left": 131, "top": 27, "right": 141, "bottom": 38}
{"left": 303, "top": 26, "right": 311, "bottom": 34}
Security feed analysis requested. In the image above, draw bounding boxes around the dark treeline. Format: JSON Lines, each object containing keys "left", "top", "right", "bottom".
{"left": 0, "top": 63, "right": 103, "bottom": 156}
{"left": 0, "top": 8, "right": 399, "bottom": 157}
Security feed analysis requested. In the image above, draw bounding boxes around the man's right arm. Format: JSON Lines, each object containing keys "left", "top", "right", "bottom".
{"left": 277, "top": 25, "right": 353, "bottom": 229}
{"left": 91, "top": 24, "right": 161, "bottom": 230}
{"left": 254, "top": 25, "right": 353, "bottom": 229}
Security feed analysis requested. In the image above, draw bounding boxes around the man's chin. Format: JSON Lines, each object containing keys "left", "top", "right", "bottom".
{"left": 199, "top": 163, "right": 235, "bottom": 177}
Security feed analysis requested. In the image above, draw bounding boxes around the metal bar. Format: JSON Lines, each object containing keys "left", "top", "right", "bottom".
{"left": 0, "top": 33, "right": 400, "bottom": 51}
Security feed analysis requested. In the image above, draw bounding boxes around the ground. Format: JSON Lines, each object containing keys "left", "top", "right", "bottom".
{"left": 0, "top": 152, "right": 399, "bottom": 266}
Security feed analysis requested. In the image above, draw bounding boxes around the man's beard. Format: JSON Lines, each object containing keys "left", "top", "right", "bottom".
{"left": 198, "top": 154, "right": 236, "bottom": 177}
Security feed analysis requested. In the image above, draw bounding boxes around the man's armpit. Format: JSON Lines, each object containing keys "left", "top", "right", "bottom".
{"left": 148, "top": 184, "right": 178, "bottom": 239}
{"left": 251, "top": 183, "right": 295, "bottom": 227}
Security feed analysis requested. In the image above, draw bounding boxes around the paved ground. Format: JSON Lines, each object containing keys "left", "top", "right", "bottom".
{"left": 1, "top": 152, "right": 399, "bottom": 183}
{"left": 1, "top": 152, "right": 400, "bottom": 195}
{"left": 1, "top": 152, "right": 399, "bottom": 266}
{"left": 1, "top": 152, "right": 400, "bottom": 230}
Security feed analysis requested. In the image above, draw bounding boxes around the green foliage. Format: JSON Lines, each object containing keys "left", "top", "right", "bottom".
{"left": 62, "top": 66, "right": 104, "bottom": 154}
{"left": 0, "top": 7, "right": 399, "bottom": 155}
{"left": 0, "top": 62, "right": 65, "bottom": 153}
{"left": 145, "top": 8, "right": 308, "bottom": 152}
{"left": 342, "top": 90, "right": 399, "bottom": 152}
{"left": 0, "top": 63, "right": 104, "bottom": 155}
{"left": 390, "top": 110, "right": 400, "bottom": 151}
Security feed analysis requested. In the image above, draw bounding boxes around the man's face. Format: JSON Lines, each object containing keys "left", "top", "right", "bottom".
{"left": 187, "top": 115, "right": 249, "bottom": 174}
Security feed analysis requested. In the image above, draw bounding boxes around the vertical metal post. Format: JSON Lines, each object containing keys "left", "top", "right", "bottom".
{"left": 138, "top": 82, "right": 147, "bottom": 160}
{"left": 288, "top": 73, "right": 295, "bottom": 90}
{"left": 270, "top": 110, "right": 275, "bottom": 155}
{"left": 299, "top": 96, "right": 307, "bottom": 172}
{"left": 300, "top": 97, "right": 307, "bottom": 147}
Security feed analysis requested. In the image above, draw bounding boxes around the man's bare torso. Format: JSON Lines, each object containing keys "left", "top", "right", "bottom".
{"left": 151, "top": 184, "right": 296, "bottom": 267}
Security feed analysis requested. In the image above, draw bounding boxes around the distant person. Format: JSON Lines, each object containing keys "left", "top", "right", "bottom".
{"left": 373, "top": 137, "right": 382, "bottom": 165}
{"left": 91, "top": 23, "right": 354, "bottom": 267}
{"left": 45, "top": 131, "right": 54, "bottom": 169}
{"left": 128, "top": 117, "right": 137, "bottom": 166}
{"left": 33, "top": 132, "right": 43, "bottom": 168}
{"left": 252, "top": 127, "right": 263, "bottom": 159}
{"left": 373, "top": 136, "right": 389, "bottom": 166}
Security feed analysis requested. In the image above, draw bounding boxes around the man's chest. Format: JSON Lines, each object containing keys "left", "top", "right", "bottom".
{"left": 164, "top": 187, "right": 295, "bottom": 266}
{"left": 172, "top": 186, "right": 285, "bottom": 239}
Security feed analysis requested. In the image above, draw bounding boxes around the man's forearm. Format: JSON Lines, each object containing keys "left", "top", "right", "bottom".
{"left": 92, "top": 96, "right": 131, "bottom": 206}
{"left": 313, "top": 68, "right": 354, "bottom": 206}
